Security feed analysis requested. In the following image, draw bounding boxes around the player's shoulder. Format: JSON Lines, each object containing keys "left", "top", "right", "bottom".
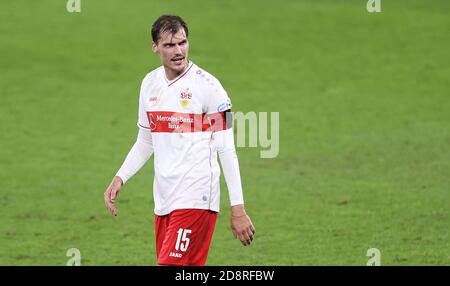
{"left": 141, "top": 66, "right": 164, "bottom": 86}
{"left": 138, "top": 66, "right": 164, "bottom": 100}
{"left": 190, "top": 63, "right": 224, "bottom": 90}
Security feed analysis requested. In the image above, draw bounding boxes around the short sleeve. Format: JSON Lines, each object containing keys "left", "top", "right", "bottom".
{"left": 137, "top": 77, "right": 151, "bottom": 130}
{"left": 204, "top": 79, "right": 233, "bottom": 132}
{"left": 205, "top": 80, "right": 232, "bottom": 115}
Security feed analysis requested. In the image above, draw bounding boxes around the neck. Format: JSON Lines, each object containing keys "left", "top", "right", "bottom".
{"left": 164, "top": 61, "right": 189, "bottom": 81}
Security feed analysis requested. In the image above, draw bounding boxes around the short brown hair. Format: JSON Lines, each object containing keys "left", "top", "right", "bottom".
{"left": 151, "top": 15, "right": 189, "bottom": 43}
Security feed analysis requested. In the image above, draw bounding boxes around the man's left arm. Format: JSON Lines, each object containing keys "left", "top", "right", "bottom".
{"left": 205, "top": 77, "right": 255, "bottom": 245}
{"left": 214, "top": 127, "right": 256, "bottom": 246}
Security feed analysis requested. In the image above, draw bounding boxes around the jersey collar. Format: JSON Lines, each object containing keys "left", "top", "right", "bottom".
{"left": 164, "top": 61, "right": 194, "bottom": 87}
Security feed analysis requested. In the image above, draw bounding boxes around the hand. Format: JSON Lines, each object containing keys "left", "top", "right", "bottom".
{"left": 104, "top": 176, "right": 123, "bottom": 216}
{"left": 230, "top": 204, "right": 255, "bottom": 246}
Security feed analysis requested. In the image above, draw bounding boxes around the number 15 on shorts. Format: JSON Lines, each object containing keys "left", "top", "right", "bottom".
{"left": 175, "top": 228, "right": 192, "bottom": 252}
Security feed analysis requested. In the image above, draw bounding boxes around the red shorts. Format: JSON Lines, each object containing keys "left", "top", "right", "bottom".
{"left": 155, "top": 209, "right": 218, "bottom": 266}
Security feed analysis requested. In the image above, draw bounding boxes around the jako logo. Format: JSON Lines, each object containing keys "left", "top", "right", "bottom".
{"left": 367, "top": 0, "right": 381, "bottom": 13}
{"left": 169, "top": 252, "right": 183, "bottom": 258}
{"left": 66, "top": 0, "right": 81, "bottom": 13}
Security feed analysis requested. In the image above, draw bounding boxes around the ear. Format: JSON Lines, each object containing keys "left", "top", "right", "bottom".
{"left": 152, "top": 42, "right": 158, "bottom": 54}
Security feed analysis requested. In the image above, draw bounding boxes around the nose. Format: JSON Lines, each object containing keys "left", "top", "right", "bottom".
{"left": 174, "top": 44, "right": 182, "bottom": 54}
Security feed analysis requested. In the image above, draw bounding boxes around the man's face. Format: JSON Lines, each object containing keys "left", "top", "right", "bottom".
{"left": 152, "top": 28, "right": 189, "bottom": 78}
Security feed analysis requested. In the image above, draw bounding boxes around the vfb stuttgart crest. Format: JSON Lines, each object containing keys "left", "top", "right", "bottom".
{"left": 179, "top": 88, "right": 192, "bottom": 108}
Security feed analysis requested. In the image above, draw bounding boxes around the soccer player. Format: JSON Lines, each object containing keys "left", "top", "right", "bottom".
{"left": 103, "top": 15, "right": 255, "bottom": 266}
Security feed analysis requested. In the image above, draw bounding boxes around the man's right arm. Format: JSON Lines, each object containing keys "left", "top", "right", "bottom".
{"left": 115, "top": 129, "right": 154, "bottom": 184}
{"left": 104, "top": 129, "right": 154, "bottom": 216}
{"left": 104, "top": 74, "right": 155, "bottom": 215}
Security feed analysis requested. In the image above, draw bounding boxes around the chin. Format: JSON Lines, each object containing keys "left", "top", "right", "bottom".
{"left": 172, "top": 62, "right": 187, "bottom": 72}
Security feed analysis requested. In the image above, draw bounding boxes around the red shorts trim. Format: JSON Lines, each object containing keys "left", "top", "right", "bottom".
{"left": 155, "top": 209, "right": 218, "bottom": 266}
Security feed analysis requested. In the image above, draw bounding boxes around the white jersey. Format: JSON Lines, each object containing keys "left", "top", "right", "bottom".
{"left": 137, "top": 62, "right": 233, "bottom": 215}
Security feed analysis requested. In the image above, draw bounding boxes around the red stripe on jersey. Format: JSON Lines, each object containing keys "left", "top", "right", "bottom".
{"left": 208, "top": 110, "right": 231, "bottom": 132}
{"left": 146, "top": 111, "right": 230, "bottom": 133}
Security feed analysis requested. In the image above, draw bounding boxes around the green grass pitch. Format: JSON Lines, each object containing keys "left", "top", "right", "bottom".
{"left": 0, "top": 0, "right": 449, "bottom": 265}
